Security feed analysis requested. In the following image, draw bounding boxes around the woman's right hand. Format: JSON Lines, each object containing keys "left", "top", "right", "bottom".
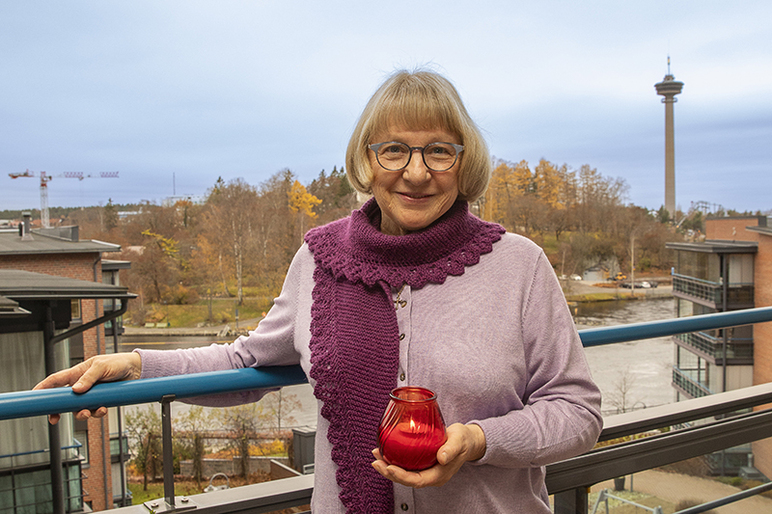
{"left": 33, "top": 352, "right": 142, "bottom": 424}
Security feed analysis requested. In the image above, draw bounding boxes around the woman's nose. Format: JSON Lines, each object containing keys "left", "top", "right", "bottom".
{"left": 403, "top": 149, "right": 431, "bottom": 183}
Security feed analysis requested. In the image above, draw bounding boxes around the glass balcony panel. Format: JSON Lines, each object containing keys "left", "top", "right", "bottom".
{"left": 673, "top": 275, "right": 722, "bottom": 304}
{"left": 673, "top": 367, "right": 713, "bottom": 398}
{"left": 673, "top": 275, "right": 754, "bottom": 306}
{"left": 676, "top": 332, "right": 754, "bottom": 360}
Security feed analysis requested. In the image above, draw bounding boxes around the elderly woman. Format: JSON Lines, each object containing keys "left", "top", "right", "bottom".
{"left": 37, "top": 69, "right": 602, "bottom": 513}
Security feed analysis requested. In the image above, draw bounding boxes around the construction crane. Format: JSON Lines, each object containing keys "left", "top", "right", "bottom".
{"left": 8, "top": 169, "right": 120, "bottom": 228}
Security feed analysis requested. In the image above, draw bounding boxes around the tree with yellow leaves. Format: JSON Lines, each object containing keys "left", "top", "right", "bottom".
{"left": 534, "top": 159, "right": 564, "bottom": 210}
{"left": 287, "top": 180, "right": 322, "bottom": 243}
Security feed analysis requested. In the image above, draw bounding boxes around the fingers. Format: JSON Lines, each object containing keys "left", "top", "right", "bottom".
{"left": 371, "top": 445, "right": 454, "bottom": 488}
{"left": 72, "top": 362, "right": 109, "bottom": 393}
{"left": 440, "top": 423, "right": 486, "bottom": 464}
{"left": 48, "top": 407, "right": 108, "bottom": 425}
{"left": 35, "top": 353, "right": 141, "bottom": 424}
{"left": 74, "top": 406, "right": 108, "bottom": 421}
{"left": 34, "top": 361, "right": 89, "bottom": 390}
{"left": 371, "top": 423, "right": 487, "bottom": 488}
{"left": 35, "top": 353, "right": 142, "bottom": 393}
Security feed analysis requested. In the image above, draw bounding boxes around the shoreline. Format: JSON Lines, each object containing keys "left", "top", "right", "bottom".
{"left": 563, "top": 282, "right": 673, "bottom": 304}
{"left": 123, "top": 282, "right": 674, "bottom": 337}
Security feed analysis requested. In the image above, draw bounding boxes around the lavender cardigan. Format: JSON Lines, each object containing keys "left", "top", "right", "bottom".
{"left": 137, "top": 232, "right": 602, "bottom": 513}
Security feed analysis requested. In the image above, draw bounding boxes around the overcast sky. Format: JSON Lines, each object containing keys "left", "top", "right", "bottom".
{"left": 2, "top": 1, "right": 770, "bottom": 215}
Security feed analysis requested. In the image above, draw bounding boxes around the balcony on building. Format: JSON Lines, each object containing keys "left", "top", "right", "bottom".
{"left": 667, "top": 240, "right": 757, "bottom": 400}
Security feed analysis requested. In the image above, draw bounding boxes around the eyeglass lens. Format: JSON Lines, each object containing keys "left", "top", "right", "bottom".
{"left": 375, "top": 142, "right": 459, "bottom": 172}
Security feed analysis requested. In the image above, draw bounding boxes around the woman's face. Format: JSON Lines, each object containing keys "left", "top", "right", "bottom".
{"left": 368, "top": 126, "right": 461, "bottom": 236}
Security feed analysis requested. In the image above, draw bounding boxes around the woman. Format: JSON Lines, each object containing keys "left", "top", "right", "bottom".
{"left": 36, "top": 69, "right": 602, "bottom": 513}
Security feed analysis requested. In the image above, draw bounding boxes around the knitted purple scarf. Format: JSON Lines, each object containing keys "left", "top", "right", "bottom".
{"left": 304, "top": 198, "right": 505, "bottom": 513}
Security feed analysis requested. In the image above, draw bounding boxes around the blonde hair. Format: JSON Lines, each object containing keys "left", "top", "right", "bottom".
{"left": 346, "top": 69, "right": 491, "bottom": 202}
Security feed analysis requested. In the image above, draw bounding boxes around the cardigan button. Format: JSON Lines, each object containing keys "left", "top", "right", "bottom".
{"left": 399, "top": 333, "right": 405, "bottom": 341}
{"left": 399, "top": 372, "right": 406, "bottom": 382}
{"left": 400, "top": 503, "right": 409, "bottom": 511}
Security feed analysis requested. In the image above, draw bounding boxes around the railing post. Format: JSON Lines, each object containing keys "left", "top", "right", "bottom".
{"left": 553, "top": 487, "right": 589, "bottom": 514}
{"left": 143, "top": 395, "right": 197, "bottom": 513}
{"left": 44, "top": 303, "right": 65, "bottom": 514}
{"left": 161, "top": 394, "right": 176, "bottom": 507}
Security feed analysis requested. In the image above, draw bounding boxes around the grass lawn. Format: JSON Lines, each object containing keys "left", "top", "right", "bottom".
{"left": 127, "top": 472, "right": 272, "bottom": 504}
{"left": 139, "top": 297, "right": 275, "bottom": 328}
{"left": 128, "top": 480, "right": 204, "bottom": 504}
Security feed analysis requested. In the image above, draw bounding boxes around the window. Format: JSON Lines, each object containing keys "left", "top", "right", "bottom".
{"left": 71, "top": 299, "right": 81, "bottom": 320}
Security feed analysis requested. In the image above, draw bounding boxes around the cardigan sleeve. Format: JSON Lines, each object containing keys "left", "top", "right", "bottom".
{"left": 135, "top": 246, "right": 307, "bottom": 407}
{"left": 471, "top": 251, "right": 603, "bottom": 468}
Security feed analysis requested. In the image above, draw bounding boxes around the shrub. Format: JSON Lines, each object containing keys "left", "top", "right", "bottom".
{"left": 675, "top": 499, "right": 716, "bottom": 513}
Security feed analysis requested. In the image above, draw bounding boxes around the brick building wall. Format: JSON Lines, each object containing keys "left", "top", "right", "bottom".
{"left": 751, "top": 233, "right": 772, "bottom": 479}
{"left": 705, "top": 216, "right": 763, "bottom": 241}
{"left": 0, "top": 252, "right": 113, "bottom": 510}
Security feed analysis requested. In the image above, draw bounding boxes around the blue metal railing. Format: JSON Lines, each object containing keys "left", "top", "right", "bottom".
{"left": 577, "top": 306, "right": 772, "bottom": 347}
{"left": 2, "top": 307, "right": 772, "bottom": 422}
{"left": 0, "top": 366, "right": 308, "bottom": 421}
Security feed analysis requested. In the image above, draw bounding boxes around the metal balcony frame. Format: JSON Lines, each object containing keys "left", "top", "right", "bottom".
{"left": 1, "top": 306, "right": 772, "bottom": 513}
{"left": 675, "top": 331, "right": 754, "bottom": 364}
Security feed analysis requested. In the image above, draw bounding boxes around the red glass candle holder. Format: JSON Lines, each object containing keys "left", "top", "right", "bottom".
{"left": 378, "top": 386, "right": 447, "bottom": 471}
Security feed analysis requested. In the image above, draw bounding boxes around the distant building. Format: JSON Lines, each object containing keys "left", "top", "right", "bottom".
{"left": 666, "top": 215, "right": 772, "bottom": 478}
{"left": 162, "top": 194, "right": 207, "bottom": 207}
{"left": 0, "top": 214, "right": 135, "bottom": 511}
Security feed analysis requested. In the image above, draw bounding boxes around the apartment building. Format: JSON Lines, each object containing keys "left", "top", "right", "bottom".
{"left": 0, "top": 215, "right": 133, "bottom": 511}
{"left": 666, "top": 215, "right": 772, "bottom": 478}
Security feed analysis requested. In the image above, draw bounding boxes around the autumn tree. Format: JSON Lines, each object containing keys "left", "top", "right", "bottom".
{"left": 103, "top": 198, "right": 119, "bottom": 232}
{"left": 254, "top": 170, "right": 302, "bottom": 294}
{"left": 175, "top": 406, "right": 211, "bottom": 485}
{"left": 201, "top": 177, "right": 260, "bottom": 305}
{"left": 512, "top": 160, "right": 534, "bottom": 195}
{"left": 307, "top": 166, "right": 358, "bottom": 224}
{"left": 533, "top": 159, "right": 563, "bottom": 210}
{"left": 287, "top": 180, "right": 322, "bottom": 244}
{"left": 483, "top": 161, "right": 515, "bottom": 225}
{"left": 216, "top": 390, "right": 301, "bottom": 478}
{"left": 125, "top": 406, "right": 163, "bottom": 491}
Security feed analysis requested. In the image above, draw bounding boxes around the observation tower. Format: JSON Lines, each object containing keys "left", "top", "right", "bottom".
{"left": 655, "top": 57, "right": 684, "bottom": 218}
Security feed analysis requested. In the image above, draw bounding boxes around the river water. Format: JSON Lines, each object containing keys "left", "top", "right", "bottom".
{"left": 121, "top": 296, "right": 676, "bottom": 426}
{"left": 577, "top": 297, "right": 676, "bottom": 414}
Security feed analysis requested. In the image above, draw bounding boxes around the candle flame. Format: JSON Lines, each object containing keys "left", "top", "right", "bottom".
{"left": 410, "top": 418, "right": 416, "bottom": 431}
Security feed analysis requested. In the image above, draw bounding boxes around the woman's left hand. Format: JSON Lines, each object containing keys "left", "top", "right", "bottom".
{"left": 371, "top": 423, "right": 486, "bottom": 488}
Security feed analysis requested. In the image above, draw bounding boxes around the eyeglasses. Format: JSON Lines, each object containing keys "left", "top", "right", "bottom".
{"left": 368, "top": 141, "right": 464, "bottom": 172}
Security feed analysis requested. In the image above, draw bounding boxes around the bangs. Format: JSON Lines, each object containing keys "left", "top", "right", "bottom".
{"left": 367, "top": 79, "right": 461, "bottom": 138}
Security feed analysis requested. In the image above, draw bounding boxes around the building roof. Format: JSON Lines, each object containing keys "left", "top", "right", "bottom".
{"left": 665, "top": 240, "right": 758, "bottom": 254}
{"left": 746, "top": 225, "right": 772, "bottom": 237}
{"left": 706, "top": 215, "right": 768, "bottom": 226}
{"left": 0, "top": 229, "right": 120, "bottom": 256}
{"left": 102, "top": 259, "right": 132, "bottom": 271}
{"left": 0, "top": 295, "right": 31, "bottom": 317}
{"left": 0, "top": 269, "right": 135, "bottom": 300}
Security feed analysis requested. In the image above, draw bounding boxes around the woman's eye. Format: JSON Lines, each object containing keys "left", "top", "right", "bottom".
{"left": 429, "top": 144, "right": 451, "bottom": 156}
{"left": 383, "top": 144, "right": 407, "bottom": 155}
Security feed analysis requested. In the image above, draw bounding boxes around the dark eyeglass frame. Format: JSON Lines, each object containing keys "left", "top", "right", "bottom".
{"left": 368, "top": 141, "right": 465, "bottom": 172}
